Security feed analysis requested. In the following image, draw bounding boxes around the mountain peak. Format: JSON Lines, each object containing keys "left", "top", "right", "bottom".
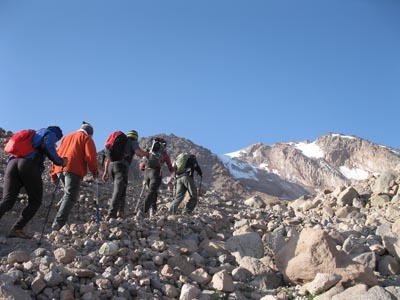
{"left": 222, "top": 133, "right": 400, "bottom": 199}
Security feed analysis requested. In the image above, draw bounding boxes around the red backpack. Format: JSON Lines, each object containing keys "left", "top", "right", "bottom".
{"left": 104, "top": 131, "right": 128, "bottom": 162}
{"left": 4, "top": 129, "right": 36, "bottom": 157}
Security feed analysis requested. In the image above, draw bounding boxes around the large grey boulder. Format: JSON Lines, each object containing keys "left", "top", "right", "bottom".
{"left": 225, "top": 232, "right": 264, "bottom": 259}
{"left": 275, "top": 227, "right": 377, "bottom": 287}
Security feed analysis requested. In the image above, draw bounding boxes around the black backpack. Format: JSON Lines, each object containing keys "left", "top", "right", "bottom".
{"left": 146, "top": 138, "right": 165, "bottom": 169}
{"left": 104, "top": 131, "right": 128, "bottom": 162}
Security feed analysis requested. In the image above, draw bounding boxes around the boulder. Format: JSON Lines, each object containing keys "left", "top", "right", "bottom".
{"left": 275, "top": 227, "right": 377, "bottom": 287}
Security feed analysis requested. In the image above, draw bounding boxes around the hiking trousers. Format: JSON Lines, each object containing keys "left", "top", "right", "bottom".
{"left": 169, "top": 174, "right": 198, "bottom": 214}
{"left": 108, "top": 160, "right": 129, "bottom": 218}
{"left": 53, "top": 172, "right": 81, "bottom": 228}
{"left": 143, "top": 168, "right": 162, "bottom": 213}
{"left": 0, "top": 158, "right": 43, "bottom": 230}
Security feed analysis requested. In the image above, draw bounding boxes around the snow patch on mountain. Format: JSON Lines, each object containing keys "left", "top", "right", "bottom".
{"left": 331, "top": 133, "right": 356, "bottom": 140}
{"left": 271, "top": 169, "right": 281, "bottom": 176}
{"left": 259, "top": 163, "right": 270, "bottom": 172}
{"left": 294, "top": 141, "right": 324, "bottom": 159}
{"left": 339, "top": 166, "right": 369, "bottom": 180}
{"left": 219, "top": 154, "right": 258, "bottom": 180}
{"left": 380, "top": 145, "right": 400, "bottom": 156}
{"left": 225, "top": 150, "right": 244, "bottom": 158}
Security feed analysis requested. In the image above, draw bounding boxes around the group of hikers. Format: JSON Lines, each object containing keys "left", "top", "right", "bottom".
{"left": 0, "top": 122, "right": 203, "bottom": 239}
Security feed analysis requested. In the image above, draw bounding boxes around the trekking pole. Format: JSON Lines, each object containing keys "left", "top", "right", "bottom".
{"left": 173, "top": 176, "right": 177, "bottom": 200}
{"left": 38, "top": 167, "right": 63, "bottom": 246}
{"left": 135, "top": 180, "right": 147, "bottom": 214}
{"left": 95, "top": 180, "right": 101, "bottom": 224}
{"left": 198, "top": 175, "right": 203, "bottom": 197}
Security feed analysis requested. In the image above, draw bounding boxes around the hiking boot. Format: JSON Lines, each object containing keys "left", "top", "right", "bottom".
{"left": 7, "top": 228, "right": 32, "bottom": 239}
{"left": 183, "top": 208, "right": 193, "bottom": 215}
{"left": 106, "top": 213, "right": 117, "bottom": 220}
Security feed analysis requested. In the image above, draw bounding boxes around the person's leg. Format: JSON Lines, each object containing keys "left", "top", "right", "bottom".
{"left": 52, "top": 172, "right": 81, "bottom": 229}
{"left": 184, "top": 176, "right": 198, "bottom": 214}
{"left": 108, "top": 161, "right": 128, "bottom": 218}
{"left": 0, "top": 159, "right": 22, "bottom": 220}
{"left": 117, "top": 161, "right": 129, "bottom": 217}
{"left": 168, "top": 176, "right": 187, "bottom": 214}
{"left": 12, "top": 159, "right": 43, "bottom": 230}
{"left": 144, "top": 169, "right": 161, "bottom": 214}
{"left": 136, "top": 174, "right": 150, "bottom": 216}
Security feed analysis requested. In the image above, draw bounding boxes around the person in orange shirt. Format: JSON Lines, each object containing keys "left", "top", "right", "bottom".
{"left": 51, "top": 122, "right": 99, "bottom": 230}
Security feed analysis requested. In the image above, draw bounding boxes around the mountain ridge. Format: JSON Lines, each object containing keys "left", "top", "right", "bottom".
{"left": 222, "top": 132, "right": 400, "bottom": 199}
{"left": 1, "top": 128, "right": 400, "bottom": 201}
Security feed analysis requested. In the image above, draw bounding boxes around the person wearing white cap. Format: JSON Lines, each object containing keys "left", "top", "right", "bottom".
{"left": 51, "top": 121, "right": 99, "bottom": 230}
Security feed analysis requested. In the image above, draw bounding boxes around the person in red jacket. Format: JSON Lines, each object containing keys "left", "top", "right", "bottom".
{"left": 51, "top": 122, "right": 99, "bottom": 230}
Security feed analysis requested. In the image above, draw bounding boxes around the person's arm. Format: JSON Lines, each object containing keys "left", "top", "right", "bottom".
{"left": 194, "top": 159, "right": 203, "bottom": 177}
{"left": 131, "top": 139, "right": 149, "bottom": 158}
{"left": 102, "top": 159, "right": 110, "bottom": 182}
{"left": 50, "top": 163, "right": 59, "bottom": 183}
{"left": 44, "top": 131, "right": 67, "bottom": 166}
{"left": 134, "top": 148, "right": 149, "bottom": 158}
{"left": 85, "top": 137, "right": 99, "bottom": 178}
{"left": 163, "top": 153, "right": 175, "bottom": 173}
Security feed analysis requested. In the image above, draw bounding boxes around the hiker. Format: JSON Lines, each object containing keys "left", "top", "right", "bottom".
{"left": 142, "top": 137, "right": 175, "bottom": 217}
{"left": 169, "top": 154, "right": 203, "bottom": 215}
{"left": 102, "top": 130, "right": 149, "bottom": 219}
{"left": 50, "top": 122, "right": 98, "bottom": 230}
{"left": 0, "top": 126, "right": 67, "bottom": 238}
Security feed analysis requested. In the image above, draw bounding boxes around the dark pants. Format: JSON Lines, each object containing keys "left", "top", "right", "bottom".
{"left": 169, "top": 174, "right": 198, "bottom": 214}
{"left": 143, "top": 168, "right": 162, "bottom": 213}
{"left": 0, "top": 158, "right": 43, "bottom": 230}
{"left": 108, "top": 160, "right": 129, "bottom": 218}
{"left": 53, "top": 172, "right": 81, "bottom": 228}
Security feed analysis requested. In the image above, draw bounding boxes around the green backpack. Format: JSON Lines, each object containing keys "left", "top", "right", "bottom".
{"left": 174, "top": 152, "right": 190, "bottom": 174}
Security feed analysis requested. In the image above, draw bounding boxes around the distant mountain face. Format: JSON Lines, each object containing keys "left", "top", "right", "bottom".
{"left": 221, "top": 133, "right": 400, "bottom": 200}
{"left": 1, "top": 128, "right": 399, "bottom": 202}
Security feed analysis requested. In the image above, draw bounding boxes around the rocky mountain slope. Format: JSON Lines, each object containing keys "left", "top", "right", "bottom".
{"left": 1, "top": 127, "right": 400, "bottom": 299}
{"left": 2, "top": 128, "right": 399, "bottom": 203}
{"left": 2, "top": 128, "right": 400, "bottom": 299}
{"left": 222, "top": 133, "right": 400, "bottom": 200}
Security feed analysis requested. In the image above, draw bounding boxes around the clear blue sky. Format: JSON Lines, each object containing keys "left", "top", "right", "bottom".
{"left": 1, "top": 0, "right": 399, "bottom": 154}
